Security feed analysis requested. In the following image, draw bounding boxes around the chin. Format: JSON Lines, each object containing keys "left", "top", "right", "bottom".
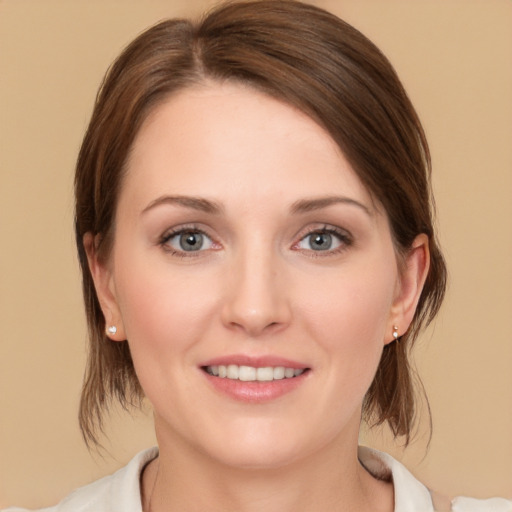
{"left": 209, "top": 441, "right": 306, "bottom": 471}
{"left": 194, "top": 418, "right": 334, "bottom": 471}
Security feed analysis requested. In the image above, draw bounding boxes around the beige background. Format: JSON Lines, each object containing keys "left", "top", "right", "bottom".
{"left": 1, "top": 0, "right": 511, "bottom": 508}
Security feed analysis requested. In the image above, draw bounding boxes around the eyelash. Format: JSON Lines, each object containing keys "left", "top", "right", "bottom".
{"left": 293, "top": 225, "right": 353, "bottom": 257}
{"left": 158, "top": 224, "right": 353, "bottom": 258}
{"left": 159, "top": 224, "right": 216, "bottom": 258}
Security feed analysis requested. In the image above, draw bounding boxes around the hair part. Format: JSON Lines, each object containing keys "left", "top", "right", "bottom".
{"left": 75, "top": 0, "right": 446, "bottom": 448}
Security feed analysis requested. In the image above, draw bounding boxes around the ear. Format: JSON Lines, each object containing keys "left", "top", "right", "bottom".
{"left": 386, "top": 233, "right": 430, "bottom": 344}
{"left": 83, "top": 232, "right": 126, "bottom": 341}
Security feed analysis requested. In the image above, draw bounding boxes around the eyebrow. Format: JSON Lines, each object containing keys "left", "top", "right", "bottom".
{"left": 141, "top": 195, "right": 224, "bottom": 215}
{"left": 141, "top": 194, "right": 371, "bottom": 217}
{"left": 290, "top": 196, "right": 372, "bottom": 216}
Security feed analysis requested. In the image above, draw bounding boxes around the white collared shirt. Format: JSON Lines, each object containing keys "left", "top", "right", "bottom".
{"left": 4, "top": 447, "right": 511, "bottom": 511}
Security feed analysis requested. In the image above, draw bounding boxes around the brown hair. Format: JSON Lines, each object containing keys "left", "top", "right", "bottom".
{"left": 75, "top": 0, "right": 447, "bottom": 448}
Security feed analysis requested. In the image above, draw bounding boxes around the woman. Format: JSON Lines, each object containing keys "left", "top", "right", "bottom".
{"left": 4, "top": 1, "right": 511, "bottom": 511}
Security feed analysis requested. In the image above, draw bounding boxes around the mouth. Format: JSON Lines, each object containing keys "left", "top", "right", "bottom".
{"left": 202, "top": 364, "right": 308, "bottom": 381}
{"left": 199, "top": 356, "right": 310, "bottom": 402}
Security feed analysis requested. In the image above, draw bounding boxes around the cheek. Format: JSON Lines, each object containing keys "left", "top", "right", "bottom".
{"left": 299, "top": 259, "right": 397, "bottom": 389}
{"left": 112, "top": 262, "right": 223, "bottom": 414}
{"left": 302, "top": 264, "right": 395, "bottom": 344}
{"left": 112, "top": 249, "right": 219, "bottom": 365}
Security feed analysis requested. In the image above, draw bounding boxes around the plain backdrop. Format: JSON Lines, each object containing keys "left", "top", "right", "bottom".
{"left": 1, "top": 0, "right": 511, "bottom": 508}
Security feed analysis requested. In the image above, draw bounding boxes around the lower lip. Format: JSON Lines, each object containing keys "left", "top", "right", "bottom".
{"left": 202, "top": 370, "right": 309, "bottom": 403}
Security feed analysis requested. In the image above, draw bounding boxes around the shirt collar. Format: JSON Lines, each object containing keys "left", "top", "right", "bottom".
{"left": 125, "top": 446, "right": 434, "bottom": 512}
{"left": 358, "top": 445, "right": 435, "bottom": 512}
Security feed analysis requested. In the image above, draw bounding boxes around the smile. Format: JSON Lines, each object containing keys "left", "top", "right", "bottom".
{"left": 205, "top": 365, "right": 306, "bottom": 381}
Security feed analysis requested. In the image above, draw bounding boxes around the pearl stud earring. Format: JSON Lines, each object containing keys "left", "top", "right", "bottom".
{"left": 107, "top": 325, "right": 117, "bottom": 335}
{"left": 392, "top": 325, "right": 399, "bottom": 341}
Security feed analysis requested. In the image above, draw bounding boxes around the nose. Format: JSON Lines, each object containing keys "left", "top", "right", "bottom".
{"left": 221, "top": 246, "right": 292, "bottom": 337}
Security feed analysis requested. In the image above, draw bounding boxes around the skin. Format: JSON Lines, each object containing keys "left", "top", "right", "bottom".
{"left": 86, "top": 82, "right": 429, "bottom": 512}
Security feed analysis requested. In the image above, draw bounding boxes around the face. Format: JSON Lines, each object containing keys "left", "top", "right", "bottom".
{"left": 90, "top": 83, "right": 425, "bottom": 469}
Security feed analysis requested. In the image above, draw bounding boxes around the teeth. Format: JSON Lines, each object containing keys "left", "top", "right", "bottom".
{"left": 227, "top": 364, "right": 239, "bottom": 379}
{"left": 256, "top": 367, "right": 273, "bottom": 381}
{"left": 206, "top": 365, "right": 305, "bottom": 381}
{"left": 239, "top": 365, "right": 256, "bottom": 381}
{"left": 284, "top": 368, "right": 295, "bottom": 378}
{"left": 273, "top": 366, "right": 285, "bottom": 380}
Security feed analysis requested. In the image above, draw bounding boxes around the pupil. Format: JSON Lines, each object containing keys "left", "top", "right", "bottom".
{"left": 180, "top": 232, "right": 203, "bottom": 251}
{"left": 312, "top": 233, "right": 331, "bottom": 250}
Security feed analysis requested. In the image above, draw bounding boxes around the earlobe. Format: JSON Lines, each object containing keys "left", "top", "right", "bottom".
{"left": 387, "top": 234, "right": 430, "bottom": 343}
{"left": 83, "top": 232, "right": 126, "bottom": 341}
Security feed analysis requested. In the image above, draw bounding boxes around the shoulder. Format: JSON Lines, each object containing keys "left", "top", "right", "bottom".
{"left": 450, "top": 497, "right": 512, "bottom": 512}
{"left": 2, "top": 447, "right": 158, "bottom": 512}
{"left": 358, "top": 446, "right": 512, "bottom": 512}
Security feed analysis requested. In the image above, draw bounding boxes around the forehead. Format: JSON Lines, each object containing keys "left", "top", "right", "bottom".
{"left": 122, "top": 82, "right": 374, "bottom": 212}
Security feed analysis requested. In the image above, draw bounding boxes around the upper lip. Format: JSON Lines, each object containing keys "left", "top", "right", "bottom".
{"left": 200, "top": 354, "right": 309, "bottom": 369}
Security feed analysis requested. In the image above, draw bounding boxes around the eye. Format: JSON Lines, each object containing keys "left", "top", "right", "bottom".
{"left": 295, "top": 227, "right": 351, "bottom": 253}
{"left": 161, "top": 229, "right": 214, "bottom": 254}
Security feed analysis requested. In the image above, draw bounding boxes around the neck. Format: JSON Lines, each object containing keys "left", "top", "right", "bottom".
{"left": 142, "top": 427, "right": 393, "bottom": 512}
